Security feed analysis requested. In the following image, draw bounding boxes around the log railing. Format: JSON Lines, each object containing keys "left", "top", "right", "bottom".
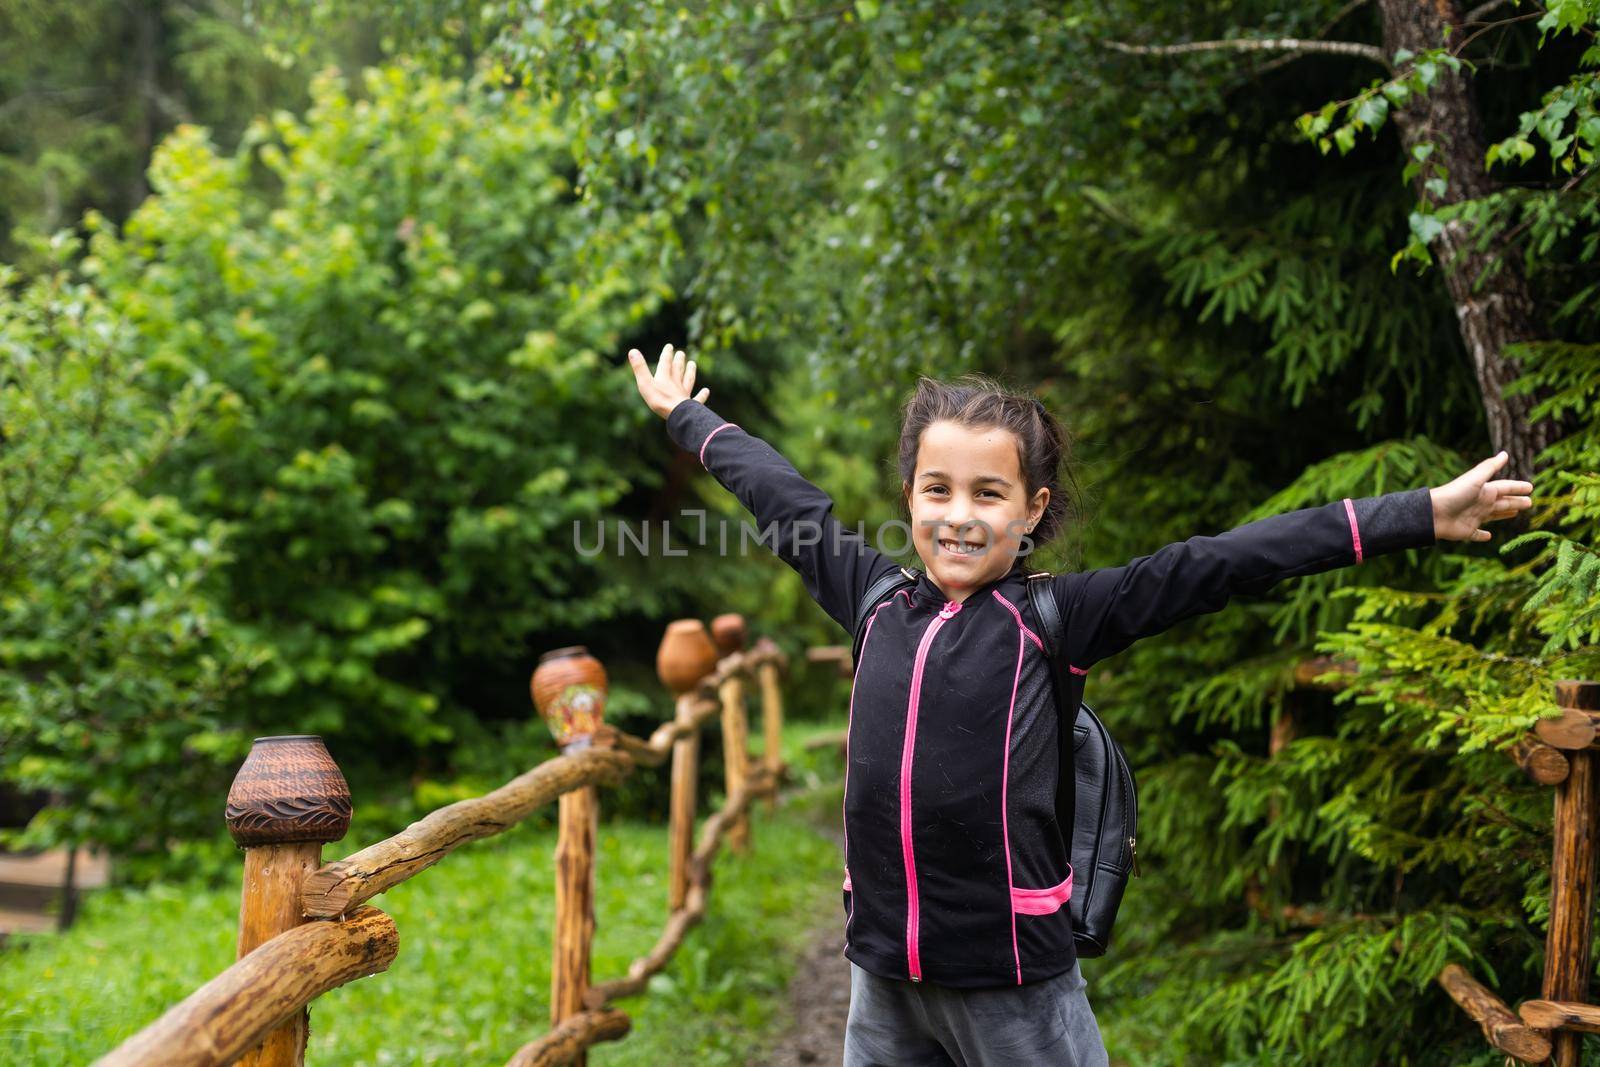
{"left": 95, "top": 616, "right": 804, "bottom": 1067}
{"left": 1261, "top": 663, "right": 1600, "bottom": 1065}
{"left": 94, "top": 615, "right": 1597, "bottom": 1067}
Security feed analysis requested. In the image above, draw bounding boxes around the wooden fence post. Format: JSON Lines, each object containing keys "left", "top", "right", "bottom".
{"left": 712, "top": 615, "right": 751, "bottom": 853}
{"left": 552, "top": 779, "right": 599, "bottom": 1067}
{"left": 720, "top": 673, "right": 752, "bottom": 855}
{"left": 1542, "top": 679, "right": 1600, "bottom": 1067}
{"left": 531, "top": 647, "right": 619, "bottom": 1067}
{"left": 224, "top": 735, "right": 352, "bottom": 1067}
{"left": 659, "top": 621, "right": 720, "bottom": 914}
{"left": 667, "top": 694, "right": 701, "bottom": 914}
{"left": 755, "top": 637, "right": 785, "bottom": 815}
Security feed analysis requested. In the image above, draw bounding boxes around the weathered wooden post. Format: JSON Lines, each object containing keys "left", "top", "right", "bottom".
{"left": 531, "top": 646, "right": 613, "bottom": 1067}
{"left": 225, "top": 735, "right": 353, "bottom": 1067}
{"left": 658, "top": 621, "right": 720, "bottom": 914}
{"left": 666, "top": 697, "right": 701, "bottom": 916}
{"left": 754, "top": 636, "right": 786, "bottom": 814}
{"left": 712, "top": 614, "right": 752, "bottom": 853}
{"left": 552, "top": 787, "right": 598, "bottom": 1067}
{"left": 1540, "top": 680, "right": 1600, "bottom": 1066}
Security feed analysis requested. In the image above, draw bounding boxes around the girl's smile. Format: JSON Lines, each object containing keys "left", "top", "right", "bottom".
{"left": 905, "top": 419, "right": 1049, "bottom": 604}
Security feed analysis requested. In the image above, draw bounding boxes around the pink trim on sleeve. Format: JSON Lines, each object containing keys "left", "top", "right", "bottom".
{"left": 1068, "top": 664, "right": 1088, "bottom": 676}
{"left": 699, "top": 422, "right": 737, "bottom": 467}
{"left": 1342, "top": 497, "right": 1363, "bottom": 564}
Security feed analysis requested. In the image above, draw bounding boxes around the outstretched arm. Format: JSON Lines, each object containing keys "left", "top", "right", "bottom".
{"left": 1053, "top": 451, "right": 1534, "bottom": 670}
{"left": 628, "top": 344, "right": 898, "bottom": 634}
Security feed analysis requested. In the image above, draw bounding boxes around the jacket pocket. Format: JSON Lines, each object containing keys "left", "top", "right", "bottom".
{"left": 1011, "top": 863, "right": 1073, "bottom": 916}
{"left": 1012, "top": 863, "right": 1077, "bottom": 979}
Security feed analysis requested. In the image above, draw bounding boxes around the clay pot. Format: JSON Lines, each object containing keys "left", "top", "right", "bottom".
{"left": 532, "top": 646, "right": 609, "bottom": 749}
{"left": 225, "top": 736, "right": 352, "bottom": 847}
{"left": 711, "top": 613, "right": 747, "bottom": 655}
{"left": 656, "top": 619, "right": 720, "bottom": 695}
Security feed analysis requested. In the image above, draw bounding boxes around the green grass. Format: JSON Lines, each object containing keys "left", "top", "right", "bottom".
{"left": 1, "top": 715, "right": 852, "bottom": 1066}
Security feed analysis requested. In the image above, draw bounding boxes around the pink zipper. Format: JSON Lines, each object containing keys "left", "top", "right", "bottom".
{"left": 901, "top": 597, "right": 962, "bottom": 982}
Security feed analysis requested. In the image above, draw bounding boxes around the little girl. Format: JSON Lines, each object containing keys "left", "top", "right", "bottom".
{"left": 627, "top": 343, "right": 1533, "bottom": 1066}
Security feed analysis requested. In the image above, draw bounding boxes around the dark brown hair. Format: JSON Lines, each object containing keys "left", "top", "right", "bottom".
{"left": 897, "top": 374, "right": 1081, "bottom": 560}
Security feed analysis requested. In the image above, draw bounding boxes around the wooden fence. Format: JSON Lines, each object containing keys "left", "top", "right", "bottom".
{"left": 1273, "top": 665, "right": 1600, "bottom": 1066}
{"left": 94, "top": 615, "right": 801, "bottom": 1067}
{"left": 85, "top": 628, "right": 1598, "bottom": 1065}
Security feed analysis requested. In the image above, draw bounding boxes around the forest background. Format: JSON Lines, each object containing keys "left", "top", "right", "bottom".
{"left": 3, "top": 1, "right": 1600, "bottom": 1062}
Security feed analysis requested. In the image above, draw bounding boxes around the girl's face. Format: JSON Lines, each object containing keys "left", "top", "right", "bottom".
{"left": 903, "top": 419, "right": 1049, "bottom": 604}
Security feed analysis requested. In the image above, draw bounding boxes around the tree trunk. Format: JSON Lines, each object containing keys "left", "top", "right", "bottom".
{"left": 127, "top": 0, "right": 160, "bottom": 213}
{"left": 1376, "top": 0, "right": 1572, "bottom": 481}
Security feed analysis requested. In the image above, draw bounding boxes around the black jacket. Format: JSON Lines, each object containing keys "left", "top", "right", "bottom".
{"left": 665, "top": 399, "right": 1437, "bottom": 988}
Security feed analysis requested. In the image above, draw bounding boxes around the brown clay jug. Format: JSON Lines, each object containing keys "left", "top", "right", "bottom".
{"left": 656, "top": 619, "right": 720, "bottom": 695}
{"left": 710, "top": 613, "right": 747, "bottom": 655}
{"left": 531, "top": 646, "right": 609, "bottom": 749}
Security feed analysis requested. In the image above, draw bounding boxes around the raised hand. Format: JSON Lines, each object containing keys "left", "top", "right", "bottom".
{"left": 1430, "top": 451, "right": 1535, "bottom": 542}
{"left": 627, "top": 342, "right": 710, "bottom": 419}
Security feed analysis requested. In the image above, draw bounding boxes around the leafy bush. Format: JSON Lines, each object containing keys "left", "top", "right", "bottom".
{"left": 0, "top": 247, "right": 254, "bottom": 857}
{"left": 2, "top": 62, "right": 733, "bottom": 874}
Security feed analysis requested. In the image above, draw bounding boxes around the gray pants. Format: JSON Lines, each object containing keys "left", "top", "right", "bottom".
{"left": 842, "top": 958, "right": 1110, "bottom": 1067}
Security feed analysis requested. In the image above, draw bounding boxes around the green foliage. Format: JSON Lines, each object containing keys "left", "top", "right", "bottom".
{"left": 1, "top": 61, "right": 744, "bottom": 868}
{"left": 0, "top": 0, "right": 377, "bottom": 262}
{"left": 1296, "top": 48, "right": 1465, "bottom": 154}
{"left": 0, "top": 243, "right": 260, "bottom": 854}
{"left": 5, "top": 0, "right": 1599, "bottom": 1062}
{"left": 1293, "top": 1, "right": 1600, "bottom": 274}
{"left": 419, "top": 3, "right": 1597, "bottom": 1062}
{"left": 89, "top": 58, "right": 679, "bottom": 735}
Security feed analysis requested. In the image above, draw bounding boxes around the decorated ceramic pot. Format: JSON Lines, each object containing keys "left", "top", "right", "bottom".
{"left": 225, "top": 735, "right": 352, "bottom": 847}
{"left": 656, "top": 619, "right": 720, "bottom": 695}
{"left": 531, "top": 646, "right": 608, "bottom": 750}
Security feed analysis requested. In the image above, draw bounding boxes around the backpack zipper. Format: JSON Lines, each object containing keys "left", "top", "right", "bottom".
{"left": 1118, "top": 741, "right": 1140, "bottom": 877}
{"left": 901, "top": 597, "right": 962, "bottom": 982}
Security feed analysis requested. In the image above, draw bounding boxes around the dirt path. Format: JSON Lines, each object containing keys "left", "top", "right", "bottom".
{"left": 748, "top": 911, "right": 851, "bottom": 1066}
{"left": 747, "top": 821, "right": 851, "bottom": 1067}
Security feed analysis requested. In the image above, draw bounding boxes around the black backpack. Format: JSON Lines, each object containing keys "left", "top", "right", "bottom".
{"left": 850, "top": 565, "right": 1140, "bottom": 959}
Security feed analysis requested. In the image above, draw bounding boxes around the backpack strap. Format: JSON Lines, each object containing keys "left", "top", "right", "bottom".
{"left": 1024, "top": 570, "right": 1077, "bottom": 858}
{"left": 850, "top": 564, "right": 921, "bottom": 670}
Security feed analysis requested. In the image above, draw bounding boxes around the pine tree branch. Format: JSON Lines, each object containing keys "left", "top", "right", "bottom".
{"left": 1102, "top": 36, "right": 1390, "bottom": 69}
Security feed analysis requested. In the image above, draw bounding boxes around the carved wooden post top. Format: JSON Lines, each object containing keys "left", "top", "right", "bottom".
{"left": 225, "top": 735, "right": 352, "bottom": 847}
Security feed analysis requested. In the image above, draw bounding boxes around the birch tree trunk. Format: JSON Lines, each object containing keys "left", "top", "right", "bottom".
{"left": 1376, "top": 0, "right": 1572, "bottom": 480}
